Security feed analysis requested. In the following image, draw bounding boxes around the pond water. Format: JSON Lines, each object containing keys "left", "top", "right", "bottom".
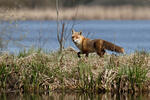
{"left": 0, "top": 20, "right": 150, "bottom": 54}
{"left": 0, "top": 20, "right": 150, "bottom": 99}
{"left": 1, "top": 92, "right": 150, "bottom": 100}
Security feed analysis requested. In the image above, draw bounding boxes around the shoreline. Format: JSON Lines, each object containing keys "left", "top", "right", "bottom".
{"left": 1, "top": 6, "right": 150, "bottom": 20}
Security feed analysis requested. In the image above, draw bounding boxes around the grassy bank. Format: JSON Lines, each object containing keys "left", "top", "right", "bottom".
{"left": 0, "top": 48, "right": 150, "bottom": 93}
{"left": 1, "top": 6, "right": 150, "bottom": 20}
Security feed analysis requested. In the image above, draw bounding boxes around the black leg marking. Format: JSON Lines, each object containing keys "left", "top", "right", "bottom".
{"left": 85, "top": 53, "right": 89, "bottom": 57}
{"left": 77, "top": 52, "right": 81, "bottom": 58}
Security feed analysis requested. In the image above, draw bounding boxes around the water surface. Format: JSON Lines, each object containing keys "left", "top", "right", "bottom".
{"left": 1, "top": 20, "right": 150, "bottom": 53}
{"left": 1, "top": 20, "right": 150, "bottom": 99}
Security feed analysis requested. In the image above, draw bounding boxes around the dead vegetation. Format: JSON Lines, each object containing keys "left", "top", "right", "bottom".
{"left": 0, "top": 48, "right": 150, "bottom": 93}
{"left": 1, "top": 6, "right": 150, "bottom": 20}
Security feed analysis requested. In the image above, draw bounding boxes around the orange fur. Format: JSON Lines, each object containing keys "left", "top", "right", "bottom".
{"left": 72, "top": 29, "right": 124, "bottom": 57}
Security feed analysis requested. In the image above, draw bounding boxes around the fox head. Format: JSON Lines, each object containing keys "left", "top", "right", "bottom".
{"left": 72, "top": 29, "right": 84, "bottom": 45}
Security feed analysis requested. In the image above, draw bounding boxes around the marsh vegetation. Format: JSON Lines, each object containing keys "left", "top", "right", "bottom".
{"left": 1, "top": 6, "right": 150, "bottom": 20}
{"left": 1, "top": 0, "right": 150, "bottom": 20}
{"left": 0, "top": 48, "right": 150, "bottom": 94}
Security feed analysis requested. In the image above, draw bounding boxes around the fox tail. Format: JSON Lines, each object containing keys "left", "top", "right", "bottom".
{"left": 103, "top": 41, "right": 124, "bottom": 53}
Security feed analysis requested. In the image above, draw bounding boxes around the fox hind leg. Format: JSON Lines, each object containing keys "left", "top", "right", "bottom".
{"left": 101, "top": 49, "right": 106, "bottom": 56}
{"left": 97, "top": 49, "right": 106, "bottom": 57}
{"left": 94, "top": 42, "right": 106, "bottom": 57}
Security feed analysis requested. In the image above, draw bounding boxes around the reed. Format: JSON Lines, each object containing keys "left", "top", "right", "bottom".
{"left": 1, "top": 6, "right": 150, "bottom": 20}
{"left": 0, "top": 48, "right": 150, "bottom": 93}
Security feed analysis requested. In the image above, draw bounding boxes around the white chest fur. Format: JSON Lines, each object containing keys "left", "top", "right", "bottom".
{"left": 73, "top": 39, "right": 82, "bottom": 50}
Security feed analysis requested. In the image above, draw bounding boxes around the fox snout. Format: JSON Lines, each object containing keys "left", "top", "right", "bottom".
{"left": 72, "top": 38, "right": 81, "bottom": 44}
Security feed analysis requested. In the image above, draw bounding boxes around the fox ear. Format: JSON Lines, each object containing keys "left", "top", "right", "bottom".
{"left": 79, "top": 31, "right": 82, "bottom": 35}
{"left": 72, "top": 29, "right": 75, "bottom": 34}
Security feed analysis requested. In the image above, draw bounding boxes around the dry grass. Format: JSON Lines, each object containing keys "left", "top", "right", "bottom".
{"left": 1, "top": 6, "right": 150, "bottom": 20}
{"left": 0, "top": 48, "right": 150, "bottom": 93}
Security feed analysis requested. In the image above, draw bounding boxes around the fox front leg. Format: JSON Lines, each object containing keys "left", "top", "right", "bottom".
{"left": 77, "top": 52, "right": 81, "bottom": 58}
{"left": 85, "top": 53, "right": 89, "bottom": 57}
{"left": 77, "top": 52, "right": 89, "bottom": 58}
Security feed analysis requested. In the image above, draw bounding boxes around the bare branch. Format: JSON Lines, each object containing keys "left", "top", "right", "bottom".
{"left": 56, "top": 0, "right": 60, "bottom": 43}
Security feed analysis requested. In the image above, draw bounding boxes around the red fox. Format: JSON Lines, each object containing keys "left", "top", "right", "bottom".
{"left": 72, "top": 29, "right": 124, "bottom": 58}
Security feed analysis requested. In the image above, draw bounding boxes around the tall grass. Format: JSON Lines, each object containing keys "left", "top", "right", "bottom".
{"left": 77, "top": 60, "right": 96, "bottom": 93}
{"left": 1, "top": 6, "right": 150, "bottom": 20}
{"left": 117, "top": 51, "right": 150, "bottom": 92}
{"left": 0, "top": 48, "right": 149, "bottom": 93}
